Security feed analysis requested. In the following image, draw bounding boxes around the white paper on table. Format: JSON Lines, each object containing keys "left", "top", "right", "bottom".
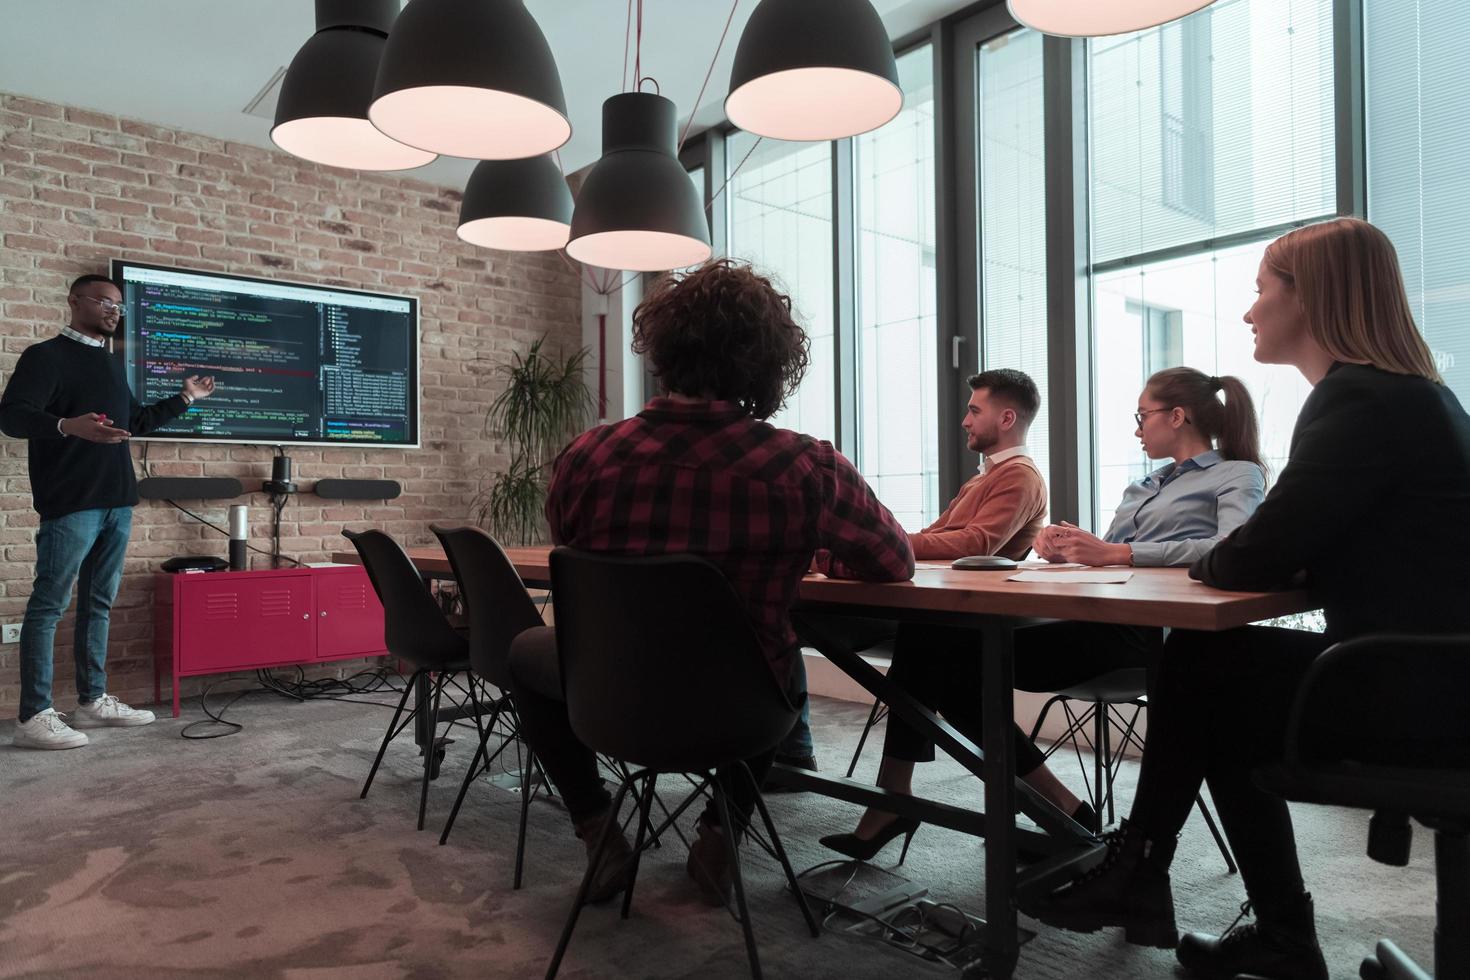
{"left": 1014, "top": 560, "right": 1085, "bottom": 569}
{"left": 1007, "top": 570, "right": 1133, "bottom": 584}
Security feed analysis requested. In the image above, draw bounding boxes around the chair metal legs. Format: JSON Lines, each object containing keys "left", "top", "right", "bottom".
{"left": 844, "top": 697, "right": 888, "bottom": 778}
{"left": 545, "top": 764, "right": 820, "bottom": 980}
{"left": 716, "top": 780, "right": 764, "bottom": 979}
{"left": 438, "top": 692, "right": 505, "bottom": 846}
{"left": 546, "top": 777, "right": 637, "bottom": 979}
{"left": 1033, "top": 693, "right": 1239, "bottom": 873}
{"left": 743, "top": 765, "right": 821, "bottom": 938}
{"left": 417, "top": 672, "right": 448, "bottom": 831}
{"left": 360, "top": 667, "right": 488, "bottom": 834}
{"left": 1194, "top": 794, "right": 1238, "bottom": 874}
{"left": 361, "top": 668, "right": 422, "bottom": 800}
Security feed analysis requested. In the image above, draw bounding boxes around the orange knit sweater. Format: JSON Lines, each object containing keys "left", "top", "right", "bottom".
{"left": 909, "top": 455, "right": 1048, "bottom": 561}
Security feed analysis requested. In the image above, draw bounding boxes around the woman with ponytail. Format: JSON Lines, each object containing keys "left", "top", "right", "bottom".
{"left": 819, "top": 367, "right": 1266, "bottom": 863}
{"left": 1032, "top": 218, "right": 1470, "bottom": 980}
{"left": 1035, "top": 366, "right": 1266, "bottom": 568}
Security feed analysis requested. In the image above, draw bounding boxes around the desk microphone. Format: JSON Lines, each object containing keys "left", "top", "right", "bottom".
{"left": 228, "top": 504, "right": 248, "bottom": 571}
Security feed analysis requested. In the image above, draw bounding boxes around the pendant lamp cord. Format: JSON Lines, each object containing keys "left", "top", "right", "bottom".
{"left": 677, "top": 0, "right": 741, "bottom": 153}
{"left": 622, "top": 0, "right": 634, "bottom": 92}
{"left": 635, "top": 0, "right": 644, "bottom": 93}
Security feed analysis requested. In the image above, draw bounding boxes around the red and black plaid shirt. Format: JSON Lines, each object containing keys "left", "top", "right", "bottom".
{"left": 546, "top": 398, "right": 915, "bottom": 679}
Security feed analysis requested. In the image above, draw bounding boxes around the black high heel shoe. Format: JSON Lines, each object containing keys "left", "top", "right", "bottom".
{"left": 819, "top": 816, "right": 921, "bottom": 864}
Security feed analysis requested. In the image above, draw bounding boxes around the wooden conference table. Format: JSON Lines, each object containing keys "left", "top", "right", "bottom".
{"left": 334, "top": 544, "right": 1313, "bottom": 979}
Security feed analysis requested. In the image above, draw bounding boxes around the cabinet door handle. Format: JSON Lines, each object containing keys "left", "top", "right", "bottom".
{"left": 320, "top": 611, "right": 327, "bottom": 617}
{"left": 302, "top": 613, "right": 309, "bottom": 620}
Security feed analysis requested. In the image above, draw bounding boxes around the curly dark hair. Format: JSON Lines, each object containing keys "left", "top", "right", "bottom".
{"left": 631, "top": 259, "right": 811, "bottom": 420}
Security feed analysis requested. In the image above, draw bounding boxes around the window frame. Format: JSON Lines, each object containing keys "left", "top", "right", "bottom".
{"left": 666, "top": 0, "right": 1365, "bottom": 527}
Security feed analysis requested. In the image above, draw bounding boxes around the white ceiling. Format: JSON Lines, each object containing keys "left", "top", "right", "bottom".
{"left": 0, "top": 0, "right": 975, "bottom": 190}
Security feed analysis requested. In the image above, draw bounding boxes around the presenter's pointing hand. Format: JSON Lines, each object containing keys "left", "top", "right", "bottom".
{"left": 183, "top": 375, "right": 216, "bottom": 400}
{"left": 61, "top": 413, "right": 130, "bottom": 443}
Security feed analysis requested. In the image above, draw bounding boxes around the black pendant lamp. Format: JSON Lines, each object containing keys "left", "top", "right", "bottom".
{"left": 1007, "top": 0, "right": 1218, "bottom": 37}
{"left": 726, "top": 0, "right": 901, "bottom": 142}
{"left": 566, "top": 93, "right": 712, "bottom": 272}
{"left": 369, "top": 0, "right": 570, "bottom": 160}
{"left": 272, "top": 0, "right": 437, "bottom": 170}
{"left": 457, "top": 155, "right": 572, "bottom": 251}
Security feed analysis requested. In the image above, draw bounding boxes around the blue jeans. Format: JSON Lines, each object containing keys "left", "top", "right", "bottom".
{"left": 19, "top": 507, "right": 133, "bottom": 722}
{"left": 776, "top": 654, "right": 814, "bottom": 759}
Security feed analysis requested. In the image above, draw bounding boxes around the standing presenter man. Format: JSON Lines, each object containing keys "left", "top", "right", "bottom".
{"left": 0, "top": 274, "right": 215, "bottom": 749}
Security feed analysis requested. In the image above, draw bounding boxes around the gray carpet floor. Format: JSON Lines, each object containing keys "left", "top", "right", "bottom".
{"left": 0, "top": 690, "right": 1437, "bottom": 979}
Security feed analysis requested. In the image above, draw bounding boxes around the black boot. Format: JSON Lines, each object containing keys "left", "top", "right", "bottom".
{"left": 1024, "top": 819, "right": 1179, "bottom": 948}
{"left": 1175, "top": 893, "right": 1327, "bottom": 980}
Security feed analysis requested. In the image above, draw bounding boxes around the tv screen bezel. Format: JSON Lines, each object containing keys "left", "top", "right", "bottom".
{"left": 111, "top": 259, "right": 422, "bottom": 450}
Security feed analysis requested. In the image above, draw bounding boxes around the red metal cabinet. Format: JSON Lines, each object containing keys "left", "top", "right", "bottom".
{"left": 154, "top": 565, "right": 386, "bottom": 717}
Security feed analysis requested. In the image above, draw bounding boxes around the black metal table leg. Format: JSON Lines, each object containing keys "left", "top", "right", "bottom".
{"left": 966, "top": 618, "right": 1020, "bottom": 979}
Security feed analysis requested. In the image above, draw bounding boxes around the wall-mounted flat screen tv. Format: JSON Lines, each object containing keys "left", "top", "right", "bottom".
{"left": 112, "top": 260, "right": 419, "bottom": 448}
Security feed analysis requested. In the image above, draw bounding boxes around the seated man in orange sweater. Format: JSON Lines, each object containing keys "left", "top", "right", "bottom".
{"left": 793, "top": 369, "right": 1101, "bottom": 859}
{"left": 775, "top": 370, "right": 1052, "bottom": 780}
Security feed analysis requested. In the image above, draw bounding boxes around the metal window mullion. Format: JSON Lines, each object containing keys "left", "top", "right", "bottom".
{"left": 833, "top": 138, "right": 858, "bottom": 456}
{"left": 1334, "top": 0, "right": 1366, "bottom": 217}
{"left": 1043, "top": 34, "right": 1093, "bottom": 528}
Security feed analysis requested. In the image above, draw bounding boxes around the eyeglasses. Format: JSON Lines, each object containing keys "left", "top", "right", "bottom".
{"left": 76, "top": 295, "right": 124, "bottom": 315}
{"left": 1133, "top": 408, "right": 1171, "bottom": 426}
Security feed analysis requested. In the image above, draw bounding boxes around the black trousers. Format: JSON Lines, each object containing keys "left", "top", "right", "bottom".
{"left": 506, "top": 625, "right": 776, "bottom": 829}
{"left": 878, "top": 620, "right": 1163, "bottom": 774}
{"left": 1129, "top": 626, "right": 1331, "bottom": 912}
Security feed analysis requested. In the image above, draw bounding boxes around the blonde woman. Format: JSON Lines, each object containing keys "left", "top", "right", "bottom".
{"left": 1032, "top": 218, "right": 1470, "bottom": 980}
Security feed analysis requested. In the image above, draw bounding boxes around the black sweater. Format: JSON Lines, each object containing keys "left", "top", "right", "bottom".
{"left": 0, "top": 335, "right": 188, "bottom": 520}
{"left": 1192, "top": 362, "right": 1470, "bottom": 640}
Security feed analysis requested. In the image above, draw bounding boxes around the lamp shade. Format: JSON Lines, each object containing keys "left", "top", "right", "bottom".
{"left": 457, "top": 155, "right": 572, "bottom": 251}
{"left": 271, "top": 0, "right": 437, "bottom": 170}
{"left": 725, "top": 0, "right": 901, "bottom": 142}
{"left": 369, "top": 0, "right": 570, "bottom": 159}
{"left": 567, "top": 93, "right": 712, "bottom": 272}
{"left": 1006, "top": 0, "right": 1218, "bottom": 37}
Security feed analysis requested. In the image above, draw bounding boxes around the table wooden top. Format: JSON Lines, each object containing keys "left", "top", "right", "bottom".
{"left": 331, "top": 545, "right": 1315, "bottom": 633}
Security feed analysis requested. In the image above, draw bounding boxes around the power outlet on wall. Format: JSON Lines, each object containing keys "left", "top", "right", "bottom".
{"left": 2, "top": 624, "right": 20, "bottom": 644}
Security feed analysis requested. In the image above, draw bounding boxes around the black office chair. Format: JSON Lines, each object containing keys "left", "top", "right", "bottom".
{"left": 342, "top": 528, "right": 474, "bottom": 831}
{"left": 1256, "top": 633, "right": 1470, "bottom": 980}
{"left": 1028, "top": 668, "right": 1237, "bottom": 872}
{"left": 429, "top": 524, "right": 550, "bottom": 885}
{"left": 544, "top": 547, "right": 820, "bottom": 980}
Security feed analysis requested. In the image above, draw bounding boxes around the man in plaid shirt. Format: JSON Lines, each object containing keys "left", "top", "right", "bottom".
{"left": 507, "top": 259, "right": 914, "bottom": 908}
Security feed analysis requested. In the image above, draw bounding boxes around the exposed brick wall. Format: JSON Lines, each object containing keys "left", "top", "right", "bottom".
{"left": 0, "top": 93, "right": 583, "bottom": 717}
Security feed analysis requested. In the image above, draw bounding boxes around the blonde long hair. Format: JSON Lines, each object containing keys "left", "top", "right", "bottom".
{"left": 1264, "top": 217, "right": 1442, "bottom": 383}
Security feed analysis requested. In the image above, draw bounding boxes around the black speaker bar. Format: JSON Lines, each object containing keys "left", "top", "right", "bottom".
{"left": 138, "top": 476, "right": 402, "bottom": 501}
{"left": 313, "top": 478, "right": 402, "bottom": 500}
{"left": 138, "top": 476, "right": 244, "bottom": 500}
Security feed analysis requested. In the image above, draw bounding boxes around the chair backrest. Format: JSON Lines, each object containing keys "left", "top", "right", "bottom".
{"left": 549, "top": 546, "right": 799, "bottom": 773}
{"left": 1287, "top": 633, "right": 1470, "bottom": 773}
{"left": 430, "top": 524, "right": 543, "bottom": 687}
{"left": 341, "top": 528, "right": 466, "bottom": 668}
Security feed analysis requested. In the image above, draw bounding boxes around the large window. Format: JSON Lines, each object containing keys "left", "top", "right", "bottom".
{"left": 726, "top": 133, "right": 836, "bottom": 444}
{"left": 978, "top": 27, "right": 1050, "bottom": 499}
{"left": 1366, "top": 0, "right": 1470, "bottom": 406}
{"left": 1087, "top": 0, "right": 1336, "bottom": 528}
{"left": 855, "top": 46, "right": 939, "bottom": 530}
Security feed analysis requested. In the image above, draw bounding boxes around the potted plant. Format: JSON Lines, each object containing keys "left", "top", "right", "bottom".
{"left": 475, "top": 336, "right": 595, "bottom": 545}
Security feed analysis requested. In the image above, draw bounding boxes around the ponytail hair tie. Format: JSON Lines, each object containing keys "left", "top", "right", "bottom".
{"left": 1209, "top": 375, "right": 1222, "bottom": 390}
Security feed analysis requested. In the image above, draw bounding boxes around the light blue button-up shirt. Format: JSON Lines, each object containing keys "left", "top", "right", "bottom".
{"left": 1103, "top": 450, "right": 1266, "bottom": 567}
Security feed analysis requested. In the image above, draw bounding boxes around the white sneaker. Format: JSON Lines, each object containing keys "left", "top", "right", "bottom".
{"left": 71, "top": 694, "right": 155, "bottom": 728}
{"left": 13, "top": 708, "right": 89, "bottom": 750}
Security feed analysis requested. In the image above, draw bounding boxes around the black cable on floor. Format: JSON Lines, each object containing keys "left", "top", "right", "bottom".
{"left": 178, "top": 665, "right": 409, "bottom": 740}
